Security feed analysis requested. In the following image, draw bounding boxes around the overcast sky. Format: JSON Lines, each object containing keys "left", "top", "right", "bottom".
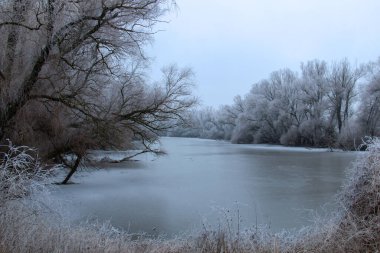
{"left": 147, "top": 0, "right": 380, "bottom": 107}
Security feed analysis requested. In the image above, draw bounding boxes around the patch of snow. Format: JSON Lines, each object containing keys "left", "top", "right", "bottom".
{"left": 240, "top": 144, "right": 343, "bottom": 153}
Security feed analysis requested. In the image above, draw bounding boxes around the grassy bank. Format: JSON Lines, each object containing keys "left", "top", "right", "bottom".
{"left": 0, "top": 140, "right": 379, "bottom": 252}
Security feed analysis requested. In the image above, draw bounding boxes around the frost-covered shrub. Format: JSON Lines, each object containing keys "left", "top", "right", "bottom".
{"left": 230, "top": 122, "right": 255, "bottom": 144}
{"left": 290, "top": 138, "right": 380, "bottom": 252}
{"left": 334, "top": 137, "right": 380, "bottom": 250}
{"left": 280, "top": 126, "right": 300, "bottom": 146}
{"left": 0, "top": 140, "right": 55, "bottom": 204}
{"left": 336, "top": 122, "right": 363, "bottom": 150}
{"left": 298, "top": 119, "right": 327, "bottom": 146}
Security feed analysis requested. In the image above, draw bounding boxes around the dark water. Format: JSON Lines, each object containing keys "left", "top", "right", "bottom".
{"left": 51, "top": 137, "right": 358, "bottom": 237}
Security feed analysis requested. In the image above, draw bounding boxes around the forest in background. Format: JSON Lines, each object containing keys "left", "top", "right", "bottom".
{"left": 169, "top": 58, "right": 380, "bottom": 150}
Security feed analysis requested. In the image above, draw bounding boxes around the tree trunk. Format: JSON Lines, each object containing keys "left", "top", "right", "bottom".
{"left": 5, "top": 29, "right": 18, "bottom": 78}
{"left": 0, "top": 45, "right": 51, "bottom": 142}
{"left": 5, "top": 1, "right": 24, "bottom": 78}
{"left": 61, "top": 154, "right": 82, "bottom": 184}
{"left": 336, "top": 98, "right": 343, "bottom": 133}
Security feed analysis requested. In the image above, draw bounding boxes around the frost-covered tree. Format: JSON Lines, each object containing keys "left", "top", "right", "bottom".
{"left": 327, "top": 59, "right": 366, "bottom": 134}
{"left": 297, "top": 60, "right": 331, "bottom": 146}
{"left": 164, "top": 57, "right": 379, "bottom": 150}
{"left": 168, "top": 106, "right": 231, "bottom": 140}
{"left": 0, "top": 0, "right": 197, "bottom": 183}
{"left": 224, "top": 95, "right": 254, "bottom": 143}
{"left": 357, "top": 59, "right": 380, "bottom": 137}
{"left": 239, "top": 69, "right": 305, "bottom": 145}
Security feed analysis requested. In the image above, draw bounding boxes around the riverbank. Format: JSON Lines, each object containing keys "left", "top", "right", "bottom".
{"left": 0, "top": 139, "right": 379, "bottom": 252}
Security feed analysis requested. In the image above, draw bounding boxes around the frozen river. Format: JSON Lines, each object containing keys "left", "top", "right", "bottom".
{"left": 52, "top": 137, "right": 358, "bottom": 237}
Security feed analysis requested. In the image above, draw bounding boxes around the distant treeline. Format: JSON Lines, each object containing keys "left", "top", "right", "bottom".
{"left": 168, "top": 58, "right": 380, "bottom": 150}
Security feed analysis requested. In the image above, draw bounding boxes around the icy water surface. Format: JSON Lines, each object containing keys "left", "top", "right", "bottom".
{"left": 52, "top": 137, "right": 358, "bottom": 237}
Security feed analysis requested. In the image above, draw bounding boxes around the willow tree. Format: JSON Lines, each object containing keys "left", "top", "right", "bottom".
{"left": 0, "top": 0, "right": 196, "bottom": 183}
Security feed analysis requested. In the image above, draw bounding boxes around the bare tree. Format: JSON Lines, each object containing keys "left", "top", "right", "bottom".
{"left": 1, "top": 0, "right": 169, "bottom": 137}
{"left": 0, "top": 0, "right": 197, "bottom": 183}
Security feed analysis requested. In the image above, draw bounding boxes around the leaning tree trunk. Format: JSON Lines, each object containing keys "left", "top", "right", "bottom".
{"left": 61, "top": 154, "right": 82, "bottom": 184}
